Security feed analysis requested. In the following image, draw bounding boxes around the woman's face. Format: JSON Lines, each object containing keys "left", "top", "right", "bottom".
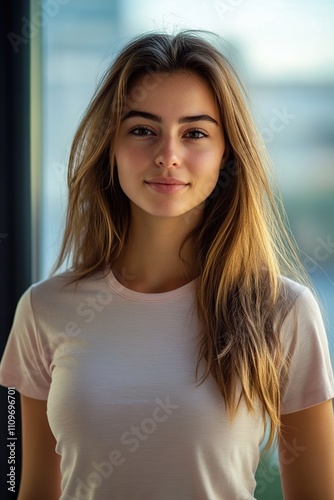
{"left": 114, "top": 71, "right": 225, "bottom": 223}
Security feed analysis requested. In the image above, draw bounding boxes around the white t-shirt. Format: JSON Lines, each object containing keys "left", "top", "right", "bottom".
{"left": 0, "top": 270, "right": 333, "bottom": 500}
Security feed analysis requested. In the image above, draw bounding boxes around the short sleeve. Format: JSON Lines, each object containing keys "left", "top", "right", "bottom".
{"left": 280, "top": 287, "right": 334, "bottom": 414}
{"left": 0, "top": 287, "right": 51, "bottom": 400}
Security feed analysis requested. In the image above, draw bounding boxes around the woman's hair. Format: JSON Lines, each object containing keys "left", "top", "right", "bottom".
{"left": 55, "top": 30, "right": 311, "bottom": 450}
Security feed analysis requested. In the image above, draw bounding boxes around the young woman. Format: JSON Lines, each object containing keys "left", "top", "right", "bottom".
{"left": 1, "top": 31, "right": 334, "bottom": 500}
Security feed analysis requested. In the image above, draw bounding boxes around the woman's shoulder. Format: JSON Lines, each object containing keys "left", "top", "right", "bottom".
{"left": 278, "top": 275, "right": 311, "bottom": 303}
{"left": 270, "top": 273, "right": 318, "bottom": 312}
{"left": 28, "top": 270, "right": 80, "bottom": 298}
{"left": 270, "top": 274, "right": 320, "bottom": 331}
{"left": 276, "top": 274, "right": 325, "bottom": 337}
{"left": 24, "top": 268, "right": 108, "bottom": 308}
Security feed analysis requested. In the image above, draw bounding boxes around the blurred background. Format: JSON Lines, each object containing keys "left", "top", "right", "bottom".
{"left": 1, "top": 0, "right": 333, "bottom": 498}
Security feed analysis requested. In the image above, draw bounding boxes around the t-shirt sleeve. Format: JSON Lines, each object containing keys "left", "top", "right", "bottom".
{"left": 0, "top": 287, "right": 51, "bottom": 400}
{"left": 280, "top": 287, "right": 334, "bottom": 414}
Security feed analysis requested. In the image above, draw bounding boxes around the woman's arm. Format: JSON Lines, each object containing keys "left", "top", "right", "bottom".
{"left": 18, "top": 395, "right": 61, "bottom": 500}
{"left": 279, "top": 399, "right": 334, "bottom": 500}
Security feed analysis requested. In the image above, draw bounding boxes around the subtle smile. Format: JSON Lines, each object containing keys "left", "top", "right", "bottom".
{"left": 144, "top": 177, "right": 189, "bottom": 194}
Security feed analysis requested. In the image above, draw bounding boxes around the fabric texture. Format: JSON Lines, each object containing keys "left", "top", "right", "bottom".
{"left": 0, "top": 270, "right": 333, "bottom": 500}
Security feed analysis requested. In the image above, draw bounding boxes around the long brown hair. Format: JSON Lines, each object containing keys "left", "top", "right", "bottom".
{"left": 55, "top": 31, "right": 311, "bottom": 450}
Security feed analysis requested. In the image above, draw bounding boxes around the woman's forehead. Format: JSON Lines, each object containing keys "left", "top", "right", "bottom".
{"left": 123, "top": 71, "right": 220, "bottom": 119}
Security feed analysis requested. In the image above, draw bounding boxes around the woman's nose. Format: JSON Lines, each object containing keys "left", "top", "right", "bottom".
{"left": 154, "top": 137, "right": 180, "bottom": 168}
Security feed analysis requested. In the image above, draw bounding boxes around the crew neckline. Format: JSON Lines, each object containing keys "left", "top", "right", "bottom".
{"left": 105, "top": 268, "right": 197, "bottom": 302}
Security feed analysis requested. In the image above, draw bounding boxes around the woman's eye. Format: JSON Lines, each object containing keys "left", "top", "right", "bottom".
{"left": 129, "top": 126, "right": 154, "bottom": 136}
{"left": 184, "top": 129, "right": 208, "bottom": 139}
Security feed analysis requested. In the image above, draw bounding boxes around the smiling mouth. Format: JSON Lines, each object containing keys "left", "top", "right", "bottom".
{"left": 145, "top": 177, "right": 188, "bottom": 185}
{"left": 144, "top": 181, "right": 189, "bottom": 194}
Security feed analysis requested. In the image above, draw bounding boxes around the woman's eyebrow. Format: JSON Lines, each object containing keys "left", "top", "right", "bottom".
{"left": 121, "top": 110, "right": 219, "bottom": 126}
{"left": 122, "top": 110, "right": 162, "bottom": 122}
{"left": 179, "top": 114, "right": 219, "bottom": 126}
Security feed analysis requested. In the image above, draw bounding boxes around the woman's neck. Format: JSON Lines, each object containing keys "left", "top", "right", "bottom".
{"left": 112, "top": 210, "right": 200, "bottom": 293}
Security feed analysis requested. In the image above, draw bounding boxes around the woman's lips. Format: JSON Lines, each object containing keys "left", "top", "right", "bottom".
{"left": 144, "top": 177, "right": 189, "bottom": 194}
{"left": 145, "top": 182, "right": 188, "bottom": 193}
